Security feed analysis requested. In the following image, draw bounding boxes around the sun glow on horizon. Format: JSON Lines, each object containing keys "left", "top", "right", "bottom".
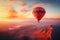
{"left": 0, "top": 5, "right": 10, "bottom": 19}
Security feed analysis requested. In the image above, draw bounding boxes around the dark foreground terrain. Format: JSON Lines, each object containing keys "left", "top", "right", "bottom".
{"left": 0, "top": 25, "right": 60, "bottom": 40}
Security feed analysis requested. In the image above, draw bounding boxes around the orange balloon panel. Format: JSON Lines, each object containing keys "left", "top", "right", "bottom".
{"left": 33, "top": 7, "right": 46, "bottom": 22}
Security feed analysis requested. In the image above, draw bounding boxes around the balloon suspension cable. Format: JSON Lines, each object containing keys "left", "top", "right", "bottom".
{"left": 37, "top": 19, "right": 40, "bottom": 23}
{"left": 38, "top": 20, "right": 40, "bottom": 23}
{"left": 36, "top": 20, "right": 40, "bottom": 29}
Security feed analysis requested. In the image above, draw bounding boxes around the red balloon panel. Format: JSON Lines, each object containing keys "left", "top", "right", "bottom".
{"left": 33, "top": 7, "right": 46, "bottom": 21}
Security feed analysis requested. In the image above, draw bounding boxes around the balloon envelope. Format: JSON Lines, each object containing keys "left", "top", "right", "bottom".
{"left": 32, "top": 7, "right": 46, "bottom": 22}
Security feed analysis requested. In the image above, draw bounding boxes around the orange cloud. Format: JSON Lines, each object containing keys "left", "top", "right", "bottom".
{"left": 33, "top": 2, "right": 51, "bottom": 7}
{"left": 8, "top": 7, "right": 17, "bottom": 18}
{"left": 18, "top": 1, "right": 27, "bottom": 6}
{"left": 7, "top": 0, "right": 15, "bottom": 2}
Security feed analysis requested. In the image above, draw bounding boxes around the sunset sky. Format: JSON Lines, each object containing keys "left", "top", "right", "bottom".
{"left": 0, "top": 0, "right": 60, "bottom": 19}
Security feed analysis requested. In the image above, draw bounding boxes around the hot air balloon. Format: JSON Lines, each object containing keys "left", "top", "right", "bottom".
{"left": 32, "top": 7, "right": 46, "bottom": 22}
